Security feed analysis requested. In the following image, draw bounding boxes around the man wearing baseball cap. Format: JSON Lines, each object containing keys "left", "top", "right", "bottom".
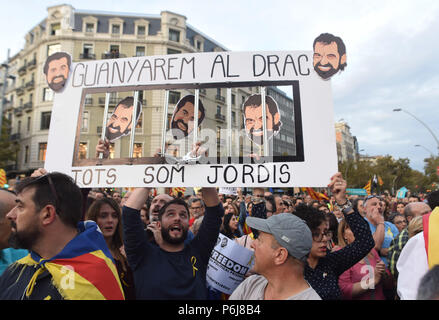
{"left": 229, "top": 213, "right": 321, "bottom": 300}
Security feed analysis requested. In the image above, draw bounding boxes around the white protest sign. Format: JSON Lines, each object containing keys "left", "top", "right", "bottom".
{"left": 219, "top": 187, "right": 238, "bottom": 196}
{"left": 44, "top": 49, "right": 338, "bottom": 187}
{"left": 206, "top": 234, "right": 255, "bottom": 295}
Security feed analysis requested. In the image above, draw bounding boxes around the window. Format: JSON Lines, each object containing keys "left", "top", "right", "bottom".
{"left": 83, "top": 44, "right": 94, "bottom": 58}
{"left": 24, "top": 146, "right": 29, "bottom": 164}
{"left": 169, "top": 91, "right": 181, "bottom": 104}
{"left": 216, "top": 105, "right": 222, "bottom": 115}
{"left": 110, "top": 45, "right": 120, "bottom": 58}
{"left": 109, "top": 143, "right": 115, "bottom": 159}
{"left": 50, "top": 23, "right": 60, "bottom": 36}
{"left": 27, "top": 116, "right": 31, "bottom": 132}
{"left": 47, "top": 43, "right": 61, "bottom": 57}
{"left": 196, "top": 40, "right": 202, "bottom": 50}
{"left": 43, "top": 88, "right": 53, "bottom": 102}
{"left": 137, "top": 25, "right": 146, "bottom": 35}
{"left": 135, "top": 46, "right": 145, "bottom": 57}
{"left": 41, "top": 112, "right": 51, "bottom": 130}
{"left": 17, "top": 120, "right": 21, "bottom": 134}
{"left": 232, "top": 111, "right": 236, "bottom": 124}
{"left": 112, "top": 24, "right": 120, "bottom": 34}
{"left": 133, "top": 143, "right": 142, "bottom": 158}
{"left": 167, "top": 48, "right": 181, "bottom": 55}
{"left": 38, "top": 143, "right": 47, "bottom": 161}
{"left": 81, "top": 111, "right": 89, "bottom": 132}
{"left": 78, "top": 142, "right": 88, "bottom": 159}
{"left": 85, "top": 23, "right": 94, "bottom": 33}
{"left": 232, "top": 94, "right": 236, "bottom": 105}
{"left": 169, "top": 29, "right": 180, "bottom": 42}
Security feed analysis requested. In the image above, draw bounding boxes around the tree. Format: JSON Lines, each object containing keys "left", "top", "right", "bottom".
{"left": 0, "top": 117, "right": 19, "bottom": 168}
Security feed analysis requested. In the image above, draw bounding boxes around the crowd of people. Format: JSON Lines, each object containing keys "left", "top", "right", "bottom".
{"left": 0, "top": 168, "right": 438, "bottom": 300}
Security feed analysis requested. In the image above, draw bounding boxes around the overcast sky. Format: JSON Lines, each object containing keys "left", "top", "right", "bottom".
{"left": 1, "top": 0, "right": 438, "bottom": 173}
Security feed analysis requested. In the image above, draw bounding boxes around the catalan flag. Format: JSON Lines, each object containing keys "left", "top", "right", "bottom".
{"left": 363, "top": 180, "right": 371, "bottom": 195}
{"left": 0, "top": 169, "right": 6, "bottom": 187}
{"left": 301, "top": 187, "right": 329, "bottom": 201}
{"left": 423, "top": 207, "right": 439, "bottom": 269}
{"left": 17, "top": 221, "right": 124, "bottom": 300}
{"left": 170, "top": 187, "right": 186, "bottom": 197}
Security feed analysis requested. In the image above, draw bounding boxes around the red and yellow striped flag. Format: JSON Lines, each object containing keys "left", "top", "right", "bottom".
{"left": 0, "top": 169, "right": 6, "bottom": 187}
{"left": 170, "top": 187, "right": 186, "bottom": 197}
{"left": 423, "top": 207, "right": 439, "bottom": 269}
{"left": 363, "top": 180, "right": 371, "bottom": 195}
{"left": 301, "top": 187, "right": 329, "bottom": 201}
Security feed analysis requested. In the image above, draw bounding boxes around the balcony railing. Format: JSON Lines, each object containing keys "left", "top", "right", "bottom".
{"left": 25, "top": 80, "right": 35, "bottom": 90}
{"left": 80, "top": 53, "right": 96, "bottom": 60}
{"left": 23, "top": 101, "right": 33, "bottom": 112}
{"left": 27, "top": 59, "right": 37, "bottom": 70}
{"left": 18, "top": 66, "right": 27, "bottom": 75}
{"left": 14, "top": 106, "right": 23, "bottom": 116}
{"left": 102, "top": 52, "right": 126, "bottom": 59}
{"left": 215, "top": 113, "right": 226, "bottom": 122}
{"left": 84, "top": 97, "right": 93, "bottom": 105}
{"left": 16, "top": 86, "right": 25, "bottom": 96}
{"left": 98, "top": 97, "right": 118, "bottom": 105}
{"left": 10, "top": 133, "right": 21, "bottom": 141}
{"left": 215, "top": 95, "right": 225, "bottom": 103}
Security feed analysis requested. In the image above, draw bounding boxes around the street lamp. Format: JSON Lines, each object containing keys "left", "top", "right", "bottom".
{"left": 393, "top": 108, "right": 439, "bottom": 156}
{"left": 414, "top": 144, "right": 434, "bottom": 157}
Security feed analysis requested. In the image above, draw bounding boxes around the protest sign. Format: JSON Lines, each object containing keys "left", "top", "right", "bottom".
{"left": 206, "top": 234, "right": 255, "bottom": 295}
{"left": 44, "top": 46, "right": 339, "bottom": 187}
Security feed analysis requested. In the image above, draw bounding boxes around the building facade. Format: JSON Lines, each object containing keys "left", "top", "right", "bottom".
{"left": 2, "top": 5, "right": 262, "bottom": 176}
{"left": 335, "top": 120, "right": 358, "bottom": 163}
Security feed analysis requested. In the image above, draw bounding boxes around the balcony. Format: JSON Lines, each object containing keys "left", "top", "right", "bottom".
{"left": 215, "top": 113, "right": 226, "bottom": 122}
{"left": 18, "top": 65, "right": 27, "bottom": 75}
{"left": 215, "top": 95, "right": 225, "bottom": 103}
{"left": 84, "top": 97, "right": 93, "bottom": 105}
{"left": 102, "top": 52, "right": 126, "bottom": 59}
{"left": 98, "top": 97, "right": 118, "bottom": 105}
{"left": 10, "top": 133, "right": 21, "bottom": 141}
{"left": 14, "top": 106, "right": 23, "bottom": 116}
{"left": 25, "top": 80, "right": 35, "bottom": 90}
{"left": 23, "top": 101, "right": 33, "bottom": 112}
{"left": 80, "top": 53, "right": 96, "bottom": 60}
{"left": 27, "top": 59, "right": 37, "bottom": 70}
{"left": 16, "top": 86, "right": 25, "bottom": 96}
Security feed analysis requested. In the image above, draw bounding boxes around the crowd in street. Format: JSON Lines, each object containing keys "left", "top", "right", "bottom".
{"left": 0, "top": 168, "right": 438, "bottom": 300}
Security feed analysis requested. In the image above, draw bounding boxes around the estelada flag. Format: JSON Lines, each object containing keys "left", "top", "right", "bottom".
{"left": 0, "top": 169, "right": 6, "bottom": 187}
{"left": 17, "top": 221, "right": 124, "bottom": 300}
{"left": 378, "top": 176, "right": 384, "bottom": 186}
{"left": 363, "top": 180, "right": 371, "bottom": 195}
{"left": 422, "top": 206, "right": 439, "bottom": 269}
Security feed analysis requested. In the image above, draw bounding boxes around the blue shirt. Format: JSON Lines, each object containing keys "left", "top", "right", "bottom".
{"left": 0, "top": 248, "right": 28, "bottom": 276}
{"left": 365, "top": 218, "right": 399, "bottom": 266}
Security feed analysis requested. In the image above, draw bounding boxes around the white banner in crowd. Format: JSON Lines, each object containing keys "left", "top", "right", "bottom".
{"left": 44, "top": 46, "right": 339, "bottom": 187}
{"left": 218, "top": 187, "right": 238, "bottom": 196}
{"left": 206, "top": 234, "right": 255, "bottom": 295}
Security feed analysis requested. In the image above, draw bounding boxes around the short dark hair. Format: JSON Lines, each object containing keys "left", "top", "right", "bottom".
{"left": 243, "top": 94, "right": 281, "bottom": 131}
{"left": 264, "top": 195, "right": 277, "bottom": 213}
{"left": 427, "top": 191, "right": 439, "bottom": 210}
{"left": 43, "top": 52, "right": 71, "bottom": 75}
{"left": 15, "top": 172, "right": 82, "bottom": 229}
{"left": 158, "top": 198, "right": 190, "bottom": 221}
{"left": 313, "top": 33, "right": 347, "bottom": 71}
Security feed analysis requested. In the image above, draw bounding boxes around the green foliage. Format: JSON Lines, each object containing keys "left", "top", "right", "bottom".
{"left": 0, "top": 117, "right": 19, "bottom": 168}
{"left": 339, "top": 155, "right": 438, "bottom": 195}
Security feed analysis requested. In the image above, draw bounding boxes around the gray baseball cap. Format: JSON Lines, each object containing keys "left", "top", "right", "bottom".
{"left": 246, "top": 213, "right": 312, "bottom": 261}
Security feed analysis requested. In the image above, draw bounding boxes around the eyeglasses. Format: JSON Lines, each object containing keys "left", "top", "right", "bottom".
{"left": 25, "top": 174, "right": 60, "bottom": 215}
{"left": 312, "top": 230, "right": 332, "bottom": 242}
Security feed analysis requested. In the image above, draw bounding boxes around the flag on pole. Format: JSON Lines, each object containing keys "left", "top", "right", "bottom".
{"left": 378, "top": 176, "right": 384, "bottom": 186}
{"left": 0, "top": 169, "right": 6, "bottom": 188}
{"left": 363, "top": 180, "right": 371, "bottom": 195}
{"left": 301, "top": 187, "right": 329, "bottom": 201}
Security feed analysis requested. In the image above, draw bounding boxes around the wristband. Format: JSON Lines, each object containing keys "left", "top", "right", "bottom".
{"left": 335, "top": 199, "right": 352, "bottom": 213}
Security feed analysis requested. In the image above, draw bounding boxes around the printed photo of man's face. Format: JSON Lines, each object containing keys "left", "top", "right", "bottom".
{"left": 44, "top": 52, "right": 71, "bottom": 92}
{"left": 105, "top": 97, "right": 142, "bottom": 142}
{"left": 243, "top": 94, "right": 282, "bottom": 146}
{"left": 171, "top": 95, "right": 205, "bottom": 140}
{"left": 313, "top": 33, "right": 347, "bottom": 80}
